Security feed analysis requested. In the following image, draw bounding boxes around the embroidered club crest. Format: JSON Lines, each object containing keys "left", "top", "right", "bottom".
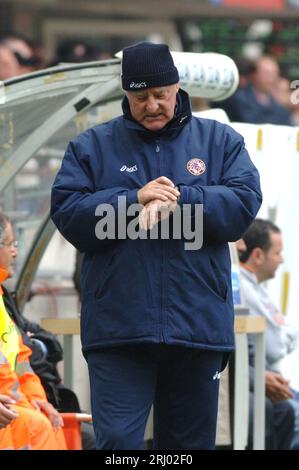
{"left": 187, "top": 158, "right": 206, "bottom": 176}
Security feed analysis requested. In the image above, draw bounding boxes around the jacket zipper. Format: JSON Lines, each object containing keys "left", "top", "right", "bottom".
{"left": 155, "top": 139, "right": 166, "bottom": 343}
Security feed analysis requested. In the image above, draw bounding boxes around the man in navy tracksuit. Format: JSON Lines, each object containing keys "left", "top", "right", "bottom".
{"left": 51, "top": 42, "right": 262, "bottom": 449}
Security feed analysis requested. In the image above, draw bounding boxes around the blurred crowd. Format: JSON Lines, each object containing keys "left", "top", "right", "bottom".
{"left": 0, "top": 32, "right": 112, "bottom": 80}
{"left": 214, "top": 55, "right": 299, "bottom": 126}
{"left": 1, "top": 31, "right": 299, "bottom": 126}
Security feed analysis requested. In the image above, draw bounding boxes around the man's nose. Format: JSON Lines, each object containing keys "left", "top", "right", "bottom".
{"left": 145, "top": 97, "right": 159, "bottom": 113}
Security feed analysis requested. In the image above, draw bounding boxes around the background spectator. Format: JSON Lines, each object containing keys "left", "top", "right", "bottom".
{"left": 237, "top": 219, "right": 299, "bottom": 449}
{"left": 216, "top": 56, "right": 292, "bottom": 125}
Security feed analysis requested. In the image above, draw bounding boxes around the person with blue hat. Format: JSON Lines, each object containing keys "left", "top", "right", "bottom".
{"left": 51, "top": 41, "right": 262, "bottom": 449}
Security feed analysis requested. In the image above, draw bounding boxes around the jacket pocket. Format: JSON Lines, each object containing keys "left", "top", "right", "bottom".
{"left": 207, "top": 256, "right": 228, "bottom": 302}
{"left": 94, "top": 251, "right": 117, "bottom": 300}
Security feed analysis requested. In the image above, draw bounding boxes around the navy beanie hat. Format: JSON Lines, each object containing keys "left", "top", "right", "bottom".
{"left": 121, "top": 42, "right": 179, "bottom": 91}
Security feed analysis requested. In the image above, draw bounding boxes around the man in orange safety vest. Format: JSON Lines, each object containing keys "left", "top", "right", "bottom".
{"left": 0, "top": 210, "right": 66, "bottom": 450}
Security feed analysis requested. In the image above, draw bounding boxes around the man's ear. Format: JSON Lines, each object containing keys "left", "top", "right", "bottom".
{"left": 251, "top": 246, "right": 264, "bottom": 265}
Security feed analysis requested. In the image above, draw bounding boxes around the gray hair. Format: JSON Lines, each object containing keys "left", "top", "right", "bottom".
{"left": 0, "top": 210, "right": 10, "bottom": 245}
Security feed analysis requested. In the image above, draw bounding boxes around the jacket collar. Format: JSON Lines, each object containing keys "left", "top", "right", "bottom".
{"left": 122, "top": 88, "right": 192, "bottom": 136}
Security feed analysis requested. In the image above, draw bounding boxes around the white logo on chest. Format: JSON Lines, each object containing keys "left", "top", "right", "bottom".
{"left": 120, "top": 165, "right": 138, "bottom": 173}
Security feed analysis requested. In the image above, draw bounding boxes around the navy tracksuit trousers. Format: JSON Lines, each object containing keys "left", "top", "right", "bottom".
{"left": 87, "top": 344, "right": 224, "bottom": 450}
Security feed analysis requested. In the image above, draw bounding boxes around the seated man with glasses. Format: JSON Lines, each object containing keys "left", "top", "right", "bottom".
{"left": 0, "top": 211, "right": 96, "bottom": 450}
{"left": 0, "top": 240, "right": 18, "bottom": 249}
{"left": 0, "top": 210, "right": 67, "bottom": 450}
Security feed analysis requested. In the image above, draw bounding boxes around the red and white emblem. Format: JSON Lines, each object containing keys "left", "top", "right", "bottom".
{"left": 187, "top": 158, "right": 206, "bottom": 176}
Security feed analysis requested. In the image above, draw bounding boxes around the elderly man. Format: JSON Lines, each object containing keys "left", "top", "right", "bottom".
{"left": 51, "top": 41, "right": 262, "bottom": 449}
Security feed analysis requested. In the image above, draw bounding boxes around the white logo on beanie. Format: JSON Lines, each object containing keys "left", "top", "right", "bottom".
{"left": 130, "top": 81, "right": 147, "bottom": 89}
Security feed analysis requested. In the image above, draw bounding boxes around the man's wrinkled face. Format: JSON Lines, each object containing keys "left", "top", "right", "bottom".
{"left": 126, "top": 83, "right": 179, "bottom": 131}
{"left": 0, "top": 223, "right": 17, "bottom": 278}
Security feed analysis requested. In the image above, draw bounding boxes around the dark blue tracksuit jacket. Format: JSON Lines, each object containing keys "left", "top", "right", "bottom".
{"left": 51, "top": 89, "right": 262, "bottom": 355}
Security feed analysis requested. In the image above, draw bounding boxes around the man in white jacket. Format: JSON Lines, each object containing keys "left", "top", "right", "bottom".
{"left": 238, "top": 218, "right": 299, "bottom": 449}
